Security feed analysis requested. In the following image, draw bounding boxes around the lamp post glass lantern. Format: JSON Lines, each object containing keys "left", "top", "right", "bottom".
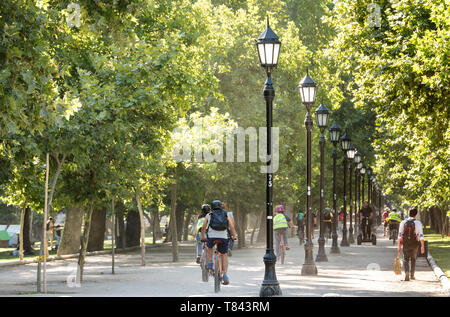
{"left": 257, "top": 18, "right": 282, "bottom": 297}
{"left": 300, "top": 71, "right": 318, "bottom": 275}
{"left": 329, "top": 122, "right": 341, "bottom": 254}
{"left": 315, "top": 102, "right": 329, "bottom": 262}
{"left": 256, "top": 18, "right": 281, "bottom": 73}
{"left": 298, "top": 70, "right": 318, "bottom": 111}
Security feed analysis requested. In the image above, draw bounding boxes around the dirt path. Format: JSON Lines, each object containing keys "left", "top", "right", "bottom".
{"left": 0, "top": 226, "right": 446, "bottom": 297}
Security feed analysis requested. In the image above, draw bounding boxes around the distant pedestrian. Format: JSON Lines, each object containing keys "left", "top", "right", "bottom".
{"left": 398, "top": 208, "right": 425, "bottom": 281}
{"left": 338, "top": 206, "right": 345, "bottom": 233}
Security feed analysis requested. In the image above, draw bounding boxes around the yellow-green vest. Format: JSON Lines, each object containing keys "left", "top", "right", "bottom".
{"left": 196, "top": 217, "right": 206, "bottom": 232}
{"left": 273, "top": 213, "right": 288, "bottom": 230}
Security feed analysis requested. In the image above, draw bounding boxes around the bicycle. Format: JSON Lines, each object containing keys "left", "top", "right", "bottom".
{"left": 388, "top": 222, "right": 399, "bottom": 245}
{"left": 200, "top": 242, "right": 209, "bottom": 282}
{"left": 275, "top": 231, "right": 286, "bottom": 265}
{"left": 208, "top": 240, "right": 225, "bottom": 293}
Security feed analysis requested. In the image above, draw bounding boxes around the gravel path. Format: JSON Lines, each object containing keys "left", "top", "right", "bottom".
{"left": 0, "top": 226, "right": 447, "bottom": 297}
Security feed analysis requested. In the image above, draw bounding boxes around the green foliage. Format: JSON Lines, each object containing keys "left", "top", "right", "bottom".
{"left": 325, "top": 0, "right": 449, "bottom": 210}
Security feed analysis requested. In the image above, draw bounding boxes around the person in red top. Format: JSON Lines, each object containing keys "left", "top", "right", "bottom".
{"left": 338, "top": 206, "right": 345, "bottom": 234}
{"left": 382, "top": 207, "right": 391, "bottom": 236}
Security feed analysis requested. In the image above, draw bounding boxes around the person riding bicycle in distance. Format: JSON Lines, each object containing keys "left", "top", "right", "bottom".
{"left": 273, "top": 205, "right": 292, "bottom": 258}
{"left": 386, "top": 208, "right": 402, "bottom": 238}
{"left": 201, "top": 200, "right": 237, "bottom": 285}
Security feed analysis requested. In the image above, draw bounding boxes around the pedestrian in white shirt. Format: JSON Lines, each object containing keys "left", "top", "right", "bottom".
{"left": 397, "top": 208, "right": 425, "bottom": 281}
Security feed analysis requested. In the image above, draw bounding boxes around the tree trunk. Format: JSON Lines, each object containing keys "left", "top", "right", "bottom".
{"left": 429, "top": 207, "right": 436, "bottom": 232}
{"left": 126, "top": 210, "right": 141, "bottom": 247}
{"left": 432, "top": 206, "right": 443, "bottom": 234}
{"left": 136, "top": 193, "right": 146, "bottom": 266}
{"left": 169, "top": 174, "right": 178, "bottom": 262}
{"left": 176, "top": 202, "right": 185, "bottom": 242}
{"left": 250, "top": 213, "right": 260, "bottom": 245}
{"left": 23, "top": 206, "right": 33, "bottom": 255}
{"left": 57, "top": 206, "right": 83, "bottom": 256}
{"left": 86, "top": 207, "right": 106, "bottom": 252}
{"left": 235, "top": 203, "right": 246, "bottom": 249}
{"left": 19, "top": 203, "right": 27, "bottom": 260}
{"left": 151, "top": 210, "right": 160, "bottom": 245}
{"left": 439, "top": 206, "right": 448, "bottom": 238}
{"left": 77, "top": 203, "right": 94, "bottom": 284}
{"left": 116, "top": 202, "right": 126, "bottom": 249}
{"left": 183, "top": 209, "right": 193, "bottom": 241}
{"left": 256, "top": 210, "right": 266, "bottom": 243}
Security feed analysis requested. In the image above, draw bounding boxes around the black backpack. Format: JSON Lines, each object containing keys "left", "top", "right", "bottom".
{"left": 209, "top": 209, "right": 228, "bottom": 231}
{"left": 402, "top": 219, "right": 418, "bottom": 246}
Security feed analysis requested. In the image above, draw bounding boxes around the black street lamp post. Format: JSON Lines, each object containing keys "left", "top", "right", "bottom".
{"left": 329, "top": 123, "right": 341, "bottom": 254}
{"left": 340, "top": 134, "right": 351, "bottom": 247}
{"left": 315, "top": 102, "right": 329, "bottom": 262}
{"left": 347, "top": 144, "right": 355, "bottom": 244}
{"left": 256, "top": 18, "right": 282, "bottom": 297}
{"left": 355, "top": 159, "right": 362, "bottom": 237}
{"left": 299, "top": 70, "right": 318, "bottom": 275}
{"left": 353, "top": 151, "right": 361, "bottom": 238}
{"left": 367, "top": 167, "right": 372, "bottom": 205}
{"left": 360, "top": 166, "right": 366, "bottom": 204}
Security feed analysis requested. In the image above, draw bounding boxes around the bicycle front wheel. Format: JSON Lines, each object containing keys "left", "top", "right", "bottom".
{"left": 214, "top": 255, "right": 221, "bottom": 293}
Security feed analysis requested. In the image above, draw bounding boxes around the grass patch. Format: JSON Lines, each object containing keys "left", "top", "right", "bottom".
{"left": 424, "top": 227, "right": 450, "bottom": 277}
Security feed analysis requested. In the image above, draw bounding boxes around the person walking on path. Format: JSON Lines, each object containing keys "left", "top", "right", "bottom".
{"left": 398, "top": 208, "right": 425, "bottom": 281}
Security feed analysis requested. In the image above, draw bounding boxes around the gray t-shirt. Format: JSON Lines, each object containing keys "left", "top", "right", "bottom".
{"left": 206, "top": 213, "right": 228, "bottom": 239}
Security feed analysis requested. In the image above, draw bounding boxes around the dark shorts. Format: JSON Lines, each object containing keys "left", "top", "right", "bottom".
{"left": 206, "top": 238, "right": 229, "bottom": 254}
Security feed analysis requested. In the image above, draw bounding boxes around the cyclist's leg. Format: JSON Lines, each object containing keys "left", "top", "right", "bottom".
{"left": 196, "top": 234, "right": 202, "bottom": 255}
{"left": 274, "top": 230, "right": 281, "bottom": 256}
{"left": 206, "top": 238, "right": 215, "bottom": 269}
{"left": 283, "top": 227, "right": 289, "bottom": 248}
{"left": 216, "top": 239, "right": 230, "bottom": 284}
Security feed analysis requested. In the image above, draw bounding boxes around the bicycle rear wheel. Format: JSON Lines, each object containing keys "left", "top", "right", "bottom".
{"left": 280, "top": 247, "right": 285, "bottom": 264}
{"left": 214, "top": 255, "right": 221, "bottom": 293}
{"left": 200, "top": 251, "right": 208, "bottom": 282}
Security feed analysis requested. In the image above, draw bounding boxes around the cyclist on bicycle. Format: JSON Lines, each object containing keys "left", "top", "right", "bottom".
{"left": 296, "top": 210, "right": 305, "bottom": 242}
{"left": 201, "top": 200, "right": 237, "bottom": 285}
{"left": 192, "top": 204, "right": 210, "bottom": 264}
{"left": 382, "top": 207, "right": 391, "bottom": 236}
{"left": 273, "top": 205, "right": 292, "bottom": 258}
{"left": 386, "top": 209, "right": 402, "bottom": 239}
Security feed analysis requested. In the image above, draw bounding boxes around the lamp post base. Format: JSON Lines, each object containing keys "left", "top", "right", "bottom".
{"left": 301, "top": 241, "right": 318, "bottom": 275}
{"left": 341, "top": 228, "right": 349, "bottom": 247}
{"left": 259, "top": 250, "right": 282, "bottom": 297}
{"left": 349, "top": 227, "right": 354, "bottom": 244}
{"left": 330, "top": 232, "right": 340, "bottom": 254}
{"left": 316, "top": 237, "right": 328, "bottom": 262}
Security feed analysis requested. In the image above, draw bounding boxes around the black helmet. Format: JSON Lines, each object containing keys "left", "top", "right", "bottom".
{"left": 201, "top": 204, "right": 211, "bottom": 213}
{"left": 211, "top": 200, "right": 222, "bottom": 210}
